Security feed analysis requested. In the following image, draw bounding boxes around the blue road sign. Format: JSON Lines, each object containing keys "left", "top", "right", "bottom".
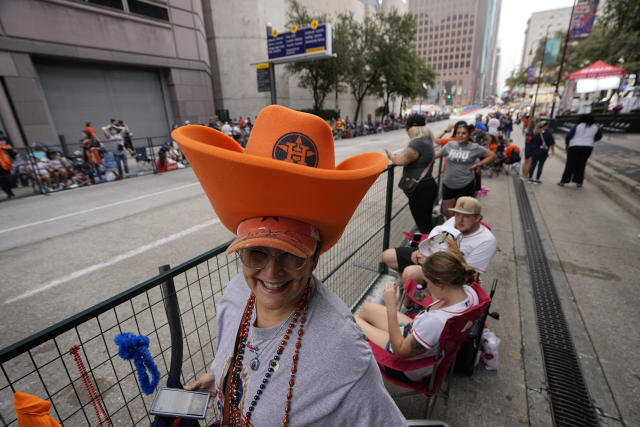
{"left": 267, "top": 24, "right": 329, "bottom": 60}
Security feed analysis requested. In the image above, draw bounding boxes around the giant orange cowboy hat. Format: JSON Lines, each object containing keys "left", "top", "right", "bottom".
{"left": 172, "top": 105, "right": 387, "bottom": 252}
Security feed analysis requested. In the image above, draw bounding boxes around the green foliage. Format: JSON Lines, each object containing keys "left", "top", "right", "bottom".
{"left": 373, "top": 10, "right": 436, "bottom": 120}
{"left": 284, "top": 2, "right": 437, "bottom": 122}
{"left": 333, "top": 11, "right": 383, "bottom": 125}
{"left": 375, "top": 105, "right": 388, "bottom": 117}
{"left": 285, "top": 0, "right": 339, "bottom": 114}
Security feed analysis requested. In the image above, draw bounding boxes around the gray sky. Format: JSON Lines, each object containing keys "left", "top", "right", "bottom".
{"left": 497, "top": 0, "right": 576, "bottom": 92}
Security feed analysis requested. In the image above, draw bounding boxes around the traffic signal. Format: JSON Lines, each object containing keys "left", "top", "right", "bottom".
{"left": 447, "top": 94, "right": 451, "bottom": 99}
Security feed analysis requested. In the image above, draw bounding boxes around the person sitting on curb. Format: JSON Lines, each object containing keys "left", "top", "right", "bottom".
{"left": 381, "top": 196, "right": 497, "bottom": 286}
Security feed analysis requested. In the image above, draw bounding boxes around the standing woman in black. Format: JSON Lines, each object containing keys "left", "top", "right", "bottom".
{"left": 385, "top": 114, "right": 438, "bottom": 234}
{"left": 558, "top": 114, "right": 603, "bottom": 188}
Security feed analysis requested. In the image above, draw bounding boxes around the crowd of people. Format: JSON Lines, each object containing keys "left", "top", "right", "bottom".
{"left": 171, "top": 105, "right": 504, "bottom": 424}
{"left": 386, "top": 111, "right": 523, "bottom": 234}
{"left": 0, "top": 119, "right": 195, "bottom": 199}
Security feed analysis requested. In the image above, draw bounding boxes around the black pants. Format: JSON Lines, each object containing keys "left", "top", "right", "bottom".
{"left": 528, "top": 150, "right": 548, "bottom": 180}
{"left": 0, "top": 172, "right": 14, "bottom": 197}
{"left": 561, "top": 146, "right": 593, "bottom": 184}
{"left": 408, "top": 177, "right": 438, "bottom": 234}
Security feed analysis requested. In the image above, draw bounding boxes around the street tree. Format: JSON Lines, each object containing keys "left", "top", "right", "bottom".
{"left": 284, "top": 0, "right": 339, "bottom": 114}
{"left": 373, "top": 9, "right": 435, "bottom": 121}
{"left": 333, "top": 11, "right": 382, "bottom": 126}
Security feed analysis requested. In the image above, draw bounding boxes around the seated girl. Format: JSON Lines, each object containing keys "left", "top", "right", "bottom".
{"left": 355, "top": 248, "right": 478, "bottom": 382}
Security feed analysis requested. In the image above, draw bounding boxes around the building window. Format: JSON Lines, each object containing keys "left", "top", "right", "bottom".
{"left": 82, "top": 0, "right": 124, "bottom": 10}
{"left": 466, "top": 61, "right": 470, "bottom": 67}
{"left": 127, "top": 0, "right": 169, "bottom": 21}
{"left": 455, "top": 62, "right": 459, "bottom": 68}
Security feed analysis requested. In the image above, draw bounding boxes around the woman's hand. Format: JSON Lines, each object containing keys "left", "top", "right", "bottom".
{"left": 184, "top": 372, "right": 216, "bottom": 408}
{"left": 383, "top": 281, "right": 400, "bottom": 308}
{"left": 385, "top": 149, "right": 393, "bottom": 161}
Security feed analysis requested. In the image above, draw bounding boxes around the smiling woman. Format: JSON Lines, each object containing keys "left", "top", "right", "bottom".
{"left": 174, "top": 105, "right": 407, "bottom": 426}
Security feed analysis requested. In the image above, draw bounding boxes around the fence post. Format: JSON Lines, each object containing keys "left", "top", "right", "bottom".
{"left": 159, "top": 265, "right": 182, "bottom": 379}
{"left": 25, "top": 145, "right": 46, "bottom": 194}
{"left": 148, "top": 137, "right": 158, "bottom": 174}
{"left": 379, "top": 165, "right": 394, "bottom": 274}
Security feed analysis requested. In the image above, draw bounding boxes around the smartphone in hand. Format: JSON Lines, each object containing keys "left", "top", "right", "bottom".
{"left": 149, "top": 387, "right": 210, "bottom": 419}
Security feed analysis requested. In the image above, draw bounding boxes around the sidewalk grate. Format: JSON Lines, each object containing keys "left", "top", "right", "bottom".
{"left": 513, "top": 176, "right": 600, "bottom": 427}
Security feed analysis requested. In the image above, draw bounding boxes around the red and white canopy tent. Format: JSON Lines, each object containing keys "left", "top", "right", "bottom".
{"left": 566, "top": 60, "right": 626, "bottom": 93}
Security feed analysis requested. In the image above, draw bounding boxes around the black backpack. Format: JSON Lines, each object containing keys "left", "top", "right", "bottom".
{"left": 510, "top": 150, "right": 521, "bottom": 163}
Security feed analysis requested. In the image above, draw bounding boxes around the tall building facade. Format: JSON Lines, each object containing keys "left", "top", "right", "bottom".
{"left": 519, "top": 7, "right": 572, "bottom": 70}
{"left": 409, "top": 0, "right": 501, "bottom": 107}
{"left": 0, "top": 0, "right": 214, "bottom": 150}
{"left": 0, "top": 0, "right": 393, "bottom": 150}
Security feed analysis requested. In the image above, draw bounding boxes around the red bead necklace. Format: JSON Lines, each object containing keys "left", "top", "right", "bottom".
{"left": 227, "top": 285, "right": 311, "bottom": 427}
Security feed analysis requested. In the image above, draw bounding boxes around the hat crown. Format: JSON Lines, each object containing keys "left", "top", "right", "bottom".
{"left": 244, "top": 105, "right": 335, "bottom": 170}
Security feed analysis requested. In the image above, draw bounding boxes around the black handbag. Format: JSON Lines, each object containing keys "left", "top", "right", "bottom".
{"left": 398, "top": 159, "right": 433, "bottom": 197}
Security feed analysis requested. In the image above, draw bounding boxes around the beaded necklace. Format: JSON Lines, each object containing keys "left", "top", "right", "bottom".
{"left": 225, "top": 284, "right": 311, "bottom": 427}
{"left": 246, "top": 310, "right": 295, "bottom": 371}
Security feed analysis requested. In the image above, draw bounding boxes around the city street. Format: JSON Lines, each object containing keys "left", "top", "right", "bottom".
{"left": 2, "top": 114, "right": 639, "bottom": 426}
{"left": 0, "top": 122, "right": 413, "bottom": 345}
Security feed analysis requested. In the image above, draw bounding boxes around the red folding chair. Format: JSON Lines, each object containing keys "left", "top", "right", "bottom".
{"left": 368, "top": 282, "right": 491, "bottom": 418}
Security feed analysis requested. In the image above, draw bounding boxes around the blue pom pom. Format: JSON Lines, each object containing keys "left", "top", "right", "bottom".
{"left": 114, "top": 332, "right": 160, "bottom": 395}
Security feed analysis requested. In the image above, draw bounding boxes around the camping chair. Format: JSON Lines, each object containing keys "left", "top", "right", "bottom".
{"left": 368, "top": 282, "right": 491, "bottom": 418}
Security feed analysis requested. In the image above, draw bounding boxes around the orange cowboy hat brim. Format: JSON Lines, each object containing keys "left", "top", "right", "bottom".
{"left": 172, "top": 107, "right": 387, "bottom": 252}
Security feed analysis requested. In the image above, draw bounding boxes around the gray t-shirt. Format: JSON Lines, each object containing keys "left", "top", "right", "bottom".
{"left": 403, "top": 137, "right": 435, "bottom": 180}
{"left": 441, "top": 141, "right": 488, "bottom": 189}
{"left": 105, "top": 133, "right": 124, "bottom": 153}
{"left": 210, "top": 273, "right": 407, "bottom": 426}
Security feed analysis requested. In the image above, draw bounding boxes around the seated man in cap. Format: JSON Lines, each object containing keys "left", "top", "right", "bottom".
{"left": 176, "top": 105, "right": 406, "bottom": 425}
{"left": 382, "top": 196, "right": 497, "bottom": 286}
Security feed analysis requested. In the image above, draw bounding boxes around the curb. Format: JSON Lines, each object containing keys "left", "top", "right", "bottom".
{"left": 555, "top": 146, "right": 640, "bottom": 218}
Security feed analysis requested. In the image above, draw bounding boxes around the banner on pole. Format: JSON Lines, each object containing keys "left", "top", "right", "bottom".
{"left": 526, "top": 66, "right": 537, "bottom": 83}
{"left": 543, "top": 38, "right": 561, "bottom": 65}
{"left": 570, "top": 0, "right": 600, "bottom": 38}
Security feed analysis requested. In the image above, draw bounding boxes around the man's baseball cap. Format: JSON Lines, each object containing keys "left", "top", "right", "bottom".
{"left": 418, "top": 222, "right": 463, "bottom": 257}
{"left": 449, "top": 196, "right": 481, "bottom": 215}
{"left": 226, "top": 216, "right": 320, "bottom": 258}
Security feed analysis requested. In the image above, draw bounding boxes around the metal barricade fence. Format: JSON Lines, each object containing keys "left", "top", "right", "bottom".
{"left": 0, "top": 165, "right": 416, "bottom": 426}
{"left": 10, "top": 136, "right": 175, "bottom": 197}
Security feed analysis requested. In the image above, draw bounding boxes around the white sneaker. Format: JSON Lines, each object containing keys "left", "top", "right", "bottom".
{"left": 70, "top": 183, "right": 79, "bottom": 188}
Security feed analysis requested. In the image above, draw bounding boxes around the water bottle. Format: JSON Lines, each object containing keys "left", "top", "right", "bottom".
{"left": 412, "top": 283, "right": 426, "bottom": 302}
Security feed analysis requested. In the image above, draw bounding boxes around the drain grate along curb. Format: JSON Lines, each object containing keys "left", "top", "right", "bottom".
{"left": 514, "top": 176, "right": 599, "bottom": 426}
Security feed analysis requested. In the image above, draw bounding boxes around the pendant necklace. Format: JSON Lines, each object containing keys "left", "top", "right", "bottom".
{"left": 247, "top": 309, "right": 295, "bottom": 371}
{"left": 227, "top": 284, "right": 311, "bottom": 426}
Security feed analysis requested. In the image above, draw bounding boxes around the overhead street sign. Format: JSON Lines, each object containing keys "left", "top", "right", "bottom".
{"left": 267, "top": 24, "right": 332, "bottom": 61}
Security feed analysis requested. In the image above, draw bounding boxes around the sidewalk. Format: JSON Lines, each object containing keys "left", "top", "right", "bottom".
{"left": 552, "top": 130, "right": 640, "bottom": 217}
{"left": 359, "top": 126, "right": 640, "bottom": 425}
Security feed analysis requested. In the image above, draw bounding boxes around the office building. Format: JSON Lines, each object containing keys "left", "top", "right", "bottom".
{"left": 0, "top": 0, "right": 391, "bottom": 150}
{"left": 409, "top": 0, "right": 502, "bottom": 107}
{"left": 519, "top": 7, "right": 572, "bottom": 70}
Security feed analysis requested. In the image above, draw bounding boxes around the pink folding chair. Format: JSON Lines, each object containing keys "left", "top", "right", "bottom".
{"left": 368, "top": 282, "right": 491, "bottom": 418}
